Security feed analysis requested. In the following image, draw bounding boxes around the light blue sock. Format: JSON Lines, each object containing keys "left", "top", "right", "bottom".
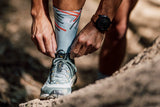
{"left": 53, "top": 7, "right": 81, "bottom": 53}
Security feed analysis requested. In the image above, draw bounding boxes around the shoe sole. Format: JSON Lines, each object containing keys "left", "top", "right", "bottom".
{"left": 40, "top": 75, "right": 77, "bottom": 99}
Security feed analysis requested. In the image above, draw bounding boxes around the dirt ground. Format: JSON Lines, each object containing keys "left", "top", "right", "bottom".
{"left": 20, "top": 36, "right": 160, "bottom": 107}
{"left": 0, "top": 0, "right": 160, "bottom": 106}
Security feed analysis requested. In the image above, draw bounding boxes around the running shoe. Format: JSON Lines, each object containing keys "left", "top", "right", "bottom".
{"left": 40, "top": 50, "right": 77, "bottom": 99}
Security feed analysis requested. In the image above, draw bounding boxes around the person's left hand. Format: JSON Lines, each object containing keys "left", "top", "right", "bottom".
{"left": 70, "top": 21, "right": 104, "bottom": 58}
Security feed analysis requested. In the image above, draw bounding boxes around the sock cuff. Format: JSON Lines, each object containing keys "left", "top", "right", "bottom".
{"left": 53, "top": 6, "right": 82, "bottom": 53}
{"left": 53, "top": 6, "right": 81, "bottom": 31}
{"left": 53, "top": 6, "right": 82, "bottom": 15}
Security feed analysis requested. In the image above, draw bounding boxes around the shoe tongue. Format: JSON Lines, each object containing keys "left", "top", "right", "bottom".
{"left": 55, "top": 53, "right": 75, "bottom": 64}
{"left": 56, "top": 50, "right": 66, "bottom": 59}
{"left": 55, "top": 50, "right": 75, "bottom": 64}
{"left": 56, "top": 53, "right": 66, "bottom": 59}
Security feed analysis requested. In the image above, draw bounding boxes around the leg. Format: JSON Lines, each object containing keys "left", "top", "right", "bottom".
{"left": 53, "top": 0, "right": 86, "bottom": 53}
{"left": 53, "top": 0, "right": 86, "bottom": 10}
{"left": 40, "top": 0, "right": 86, "bottom": 99}
{"left": 99, "top": 0, "right": 138, "bottom": 76}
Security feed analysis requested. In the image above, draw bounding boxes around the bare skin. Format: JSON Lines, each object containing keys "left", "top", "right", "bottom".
{"left": 70, "top": 0, "right": 122, "bottom": 57}
{"left": 31, "top": 0, "right": 122, "bottom": 58}
{"left": 99, "top": 0, "right": 138, "bottom": 76}
{"left": 31, "top": 0, "right": 57, "bottom": 58}
{"left": 52, "top": 0, "right": 86, "bottom": 10}
{"left": 31, "top": 0, "right": 138, "bottom": 75}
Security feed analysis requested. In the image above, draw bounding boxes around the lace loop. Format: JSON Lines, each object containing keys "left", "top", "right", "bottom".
{"left": 49, "top": 50, "right": 77, "bottom": 83}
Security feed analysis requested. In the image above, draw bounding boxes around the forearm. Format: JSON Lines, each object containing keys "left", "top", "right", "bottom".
{"left": 95, "top": 0, "right": 122, "bottom": 20}
{"left": 31, "top": 0, "right": 50, "bottom": 18}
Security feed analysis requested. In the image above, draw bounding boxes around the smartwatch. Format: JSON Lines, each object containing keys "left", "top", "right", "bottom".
{"left": 91, "top": 15, "right": 111, "bottom": 33}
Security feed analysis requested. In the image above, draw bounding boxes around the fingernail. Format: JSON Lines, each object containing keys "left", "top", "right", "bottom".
{"left": 51, "top": 53, "right": 55, "bottom": 58}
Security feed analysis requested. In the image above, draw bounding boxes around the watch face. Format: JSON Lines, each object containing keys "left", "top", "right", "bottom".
{"left": 96, "top": 15, "right": 111, "bottom": 31}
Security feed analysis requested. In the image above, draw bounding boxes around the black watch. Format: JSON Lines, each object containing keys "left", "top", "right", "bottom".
{"left": 91, "top": 15, "right": 111, "bottom": 32}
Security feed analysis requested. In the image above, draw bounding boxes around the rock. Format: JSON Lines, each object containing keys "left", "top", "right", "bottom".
{"left": 19, "top": 36, "right": 160, "bottom": 107}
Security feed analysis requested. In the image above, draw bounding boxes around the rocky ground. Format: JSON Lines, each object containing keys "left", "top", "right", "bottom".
{"left": 20, "top": 36, "right": 160, "bottom": 107}
{"left": 0, "top": 0, "right": 160, "bottom": 106}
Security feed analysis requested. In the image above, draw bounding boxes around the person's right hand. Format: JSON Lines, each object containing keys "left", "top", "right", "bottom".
{"left": 31, "top": 15, "right": 57, "bottom": 58}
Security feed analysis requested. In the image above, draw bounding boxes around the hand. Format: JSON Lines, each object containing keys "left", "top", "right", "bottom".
{"left": 31, "top": 15, "right": 57, "bottom": 58}
{"left": 70, "top": 21, "right": 104, "bottom": 58}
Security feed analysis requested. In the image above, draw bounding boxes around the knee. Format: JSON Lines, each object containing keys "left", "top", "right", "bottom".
{"left": 114, "top": 19, "right": 128, "bottom": 39}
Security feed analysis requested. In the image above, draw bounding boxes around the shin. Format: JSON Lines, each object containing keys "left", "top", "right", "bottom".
{"left": 52, "top": 0, "right": 86, "bottom": 53}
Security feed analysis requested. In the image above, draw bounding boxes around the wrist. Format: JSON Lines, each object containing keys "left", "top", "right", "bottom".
{"left": 94, "top": 0, "right": 122, "bottom": 20}
{"left": 31, "top": 8, "right": 52, "bottom": 23}
{"left": 31, "top": 0, "right": 49, "bottom": 18}
{"left": 31, "top": 8, "right": 45, "bottom": 18}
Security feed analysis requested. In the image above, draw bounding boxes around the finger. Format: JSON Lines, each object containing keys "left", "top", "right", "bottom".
{"left": 36, "top": 34, "right": 46, "bottom": 53}
{"left": 84, "top": 45, "right": 92, "bottom": 55}
{"left": 70, "top": 34, "right": 81, "bottom": 58}
{"left": 31, "top": 29, "right": 41, "bottom": 51}
{"left": 77, "top": 45, "right": 87, "bottom": 57}
{"left": 70, "top": 40, "right": 82, "bottom": 58}
{"left": 51, "top": 33, "right": 57, "bottom": 53}
{"left": 84, "top": 45, "right": 96, "bottom": 55}
{"left": 31, "top": 24, "right": 36, "bottom": 36}
{"left": 31, "top": 36, "right": 39, "bottom": 47}
{"left": 70, "top": 31, "right": 87, "bottom": 58}
{"left": 89, "top": 47, "right": 97, "bottom": 53}
{"left": 43, "top": 35, "right": 55, "bottom": 58}
{"left": 31, "top": 26, "right": 38, "bottom": 45}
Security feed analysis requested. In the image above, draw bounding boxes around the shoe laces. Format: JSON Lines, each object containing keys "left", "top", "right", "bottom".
{"left": 49, "top": 50, "right": 77, "bottom": 83}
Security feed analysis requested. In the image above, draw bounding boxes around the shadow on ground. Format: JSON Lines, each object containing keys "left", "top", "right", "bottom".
{"left": 0, "top": 0, "right": 160, "bottom": 106}
{"left": 0, "top": 35, "right": 48, "bottom": 107}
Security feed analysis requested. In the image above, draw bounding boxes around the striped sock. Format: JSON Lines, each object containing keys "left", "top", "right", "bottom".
{"left": 53, "top": 7, "right": 81, "bottom": 53}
